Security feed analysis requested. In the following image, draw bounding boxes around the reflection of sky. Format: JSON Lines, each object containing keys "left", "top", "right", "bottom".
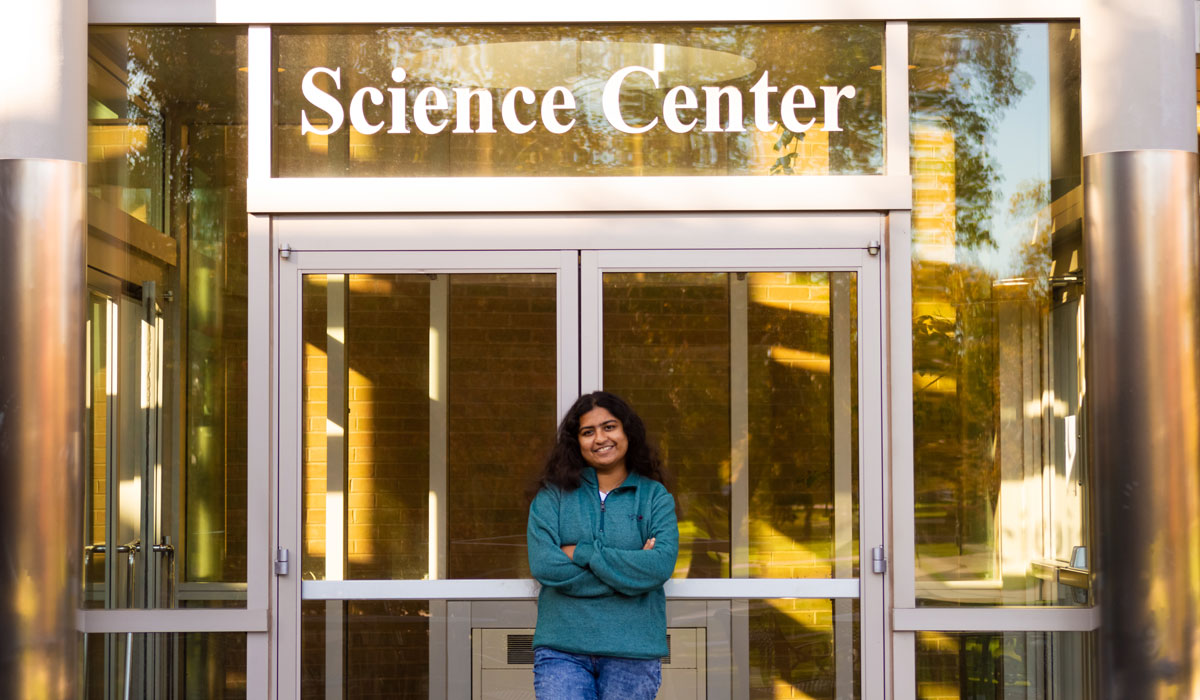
{"left": 974, "top": 25, "right": 1050, "bottom": 276}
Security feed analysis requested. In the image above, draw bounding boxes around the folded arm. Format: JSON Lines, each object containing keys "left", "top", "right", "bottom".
{"left": 571, "top": 489, "right": 679, "bottom": 597}
{"left": 527, "top": 489, "right": 617, "bottom": 598}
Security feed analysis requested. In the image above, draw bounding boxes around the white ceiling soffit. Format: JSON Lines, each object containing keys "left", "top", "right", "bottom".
{"left": 90, "top": 0, "right": 1082, "bottom": 24}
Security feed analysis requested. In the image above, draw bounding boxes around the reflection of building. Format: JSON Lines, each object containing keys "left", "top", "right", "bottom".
{"left": 1, "top": 1, "right": 1197, "bottom": 698}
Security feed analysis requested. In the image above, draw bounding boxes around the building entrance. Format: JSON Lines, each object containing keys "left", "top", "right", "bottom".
{"left": 273, "top": 219, "right": 887, "bottom": 699}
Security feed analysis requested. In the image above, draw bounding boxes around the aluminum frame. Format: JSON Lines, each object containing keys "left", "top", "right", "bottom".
{"left": 249, "top": 177, "right": 913, "bottom": 214}
{"left": 893, "top": 606, "right": 1101, "bottom": 633}
{"left": 302, "top": 578, "right": 862, "bottom": 600}
{"left": 272, "top": 212, "right": 885, "bottom": 252}
{"left": 89, "top": 0, "right": 1083, "bottom": 24}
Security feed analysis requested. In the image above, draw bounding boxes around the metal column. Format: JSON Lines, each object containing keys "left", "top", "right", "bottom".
{"left": 0, "top": 0, "right": 86, "bottom": 696}
{"left": 1082, "top": 0, "right": 1200, "bottom": 695}
{"left": 0, "top": 160, "right": 87, "bottom": 696}
{"left": 1085, "top": 150, "right": 1200, "bottom": 698}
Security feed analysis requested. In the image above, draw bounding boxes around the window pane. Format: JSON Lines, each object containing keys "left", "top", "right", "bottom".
{"left": 83, "top": 294, "right": 111, "bottom": 610}
{"left": 604, "top": 272, "right": 731, "bottom": 576}
{"left": 909, "top": 23, "right": 1087, "bottom": 606}
{"left": 301, "top": 273, "right": 557, "bottom": 581}
{"left": 603, "top": 271, "right": 859, "bottom": 579}
{"left": 86, "top": 26, "right": 248, "bottom": 608}
{"left": 743, "top": 599, "right": 860, "bottom": 700}
{"left": 82, "top": 632, "right": 246, "bottom": 699}
{"left": 300, "top": 599, "right": 856, "bottom": 698}
{"left": 274, "top": 24, "right": 884, "bottom": 177}
{"left": 917, "top": 631, "right": 1096, "bottom": 698}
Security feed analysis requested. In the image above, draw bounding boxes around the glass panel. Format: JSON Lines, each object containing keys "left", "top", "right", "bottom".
{"left": 86, "top": 26, "right": 249, "bottom": 608}
{"left": 302, "top": 600, "right": 431, "bottom": 698}
{"left": 602, "top": 272, "right": 859, "bottom": 579}
{"left": 83, "top": 294, "right": 112, "bottom": 610}
{"left": 742, "top": 599, "right": 860, "bottom": 699}
{"left": 300, "top": 599, "right": 857, "bottom": 698}
{"left": 274, "top": 24, "right": 884, "bottom": 177}
{"left": 910, "top": 23, "right": 1087, "bottom": 606}
{"left": 917, "top": 631, "right": 1096, "bottom": 698}
{"left": 82, "top": 632, "right": 247, "bottom": 699}
{"left": 301, "top": 273, "right": 557, "bottom": 581}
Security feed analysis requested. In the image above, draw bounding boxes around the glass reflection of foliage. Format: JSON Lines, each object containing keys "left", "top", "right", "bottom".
{"left": 300, "top": 274, "right": 556, "bottom": 581}
{"left": 87, "top": 27, "right": 249, "bottom": 590}
{"left": 602, "top": 273, "right": 732, "bottom": 577}
{"left": 746, "top": 273, "right": 859, "bottom": 579}
{"left": 83, "top": 633, "right": 247, "bottom": 699}
{"left": 768, "top": 26, "right": 883, "bottom": 176}
{"left": 602, "top": 272, "right": 858, "bottom": 580}
{"left": 911, "top": 25, "right": 1031, "bottom": 250}
{"left": 274, "top": 23, "right": 883, "bottom": 177}
{"left": 909, "top": 24, "right": 1084, "bottom": 605}
{"left": 748, "top": 600, "right": 860, "bottom": 699}
{"left": 916, "top": 631, "right": 1096, "bottom": 697}
{"left": 301, "top": 600, "right": 430, "bottom": 699}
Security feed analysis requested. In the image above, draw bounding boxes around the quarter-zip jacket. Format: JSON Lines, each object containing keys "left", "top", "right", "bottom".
{"left": 527, "top": 468, "right": 679, "bottom": 659}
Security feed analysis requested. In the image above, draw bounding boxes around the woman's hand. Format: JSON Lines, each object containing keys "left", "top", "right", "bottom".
{"left": 643, "top": 537, "right": 656, "bottom": 550}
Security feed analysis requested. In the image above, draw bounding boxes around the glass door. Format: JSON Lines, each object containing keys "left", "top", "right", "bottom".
{"left": 275, "top": 246, "right": 884, "bottom": 699}
{"left": 275, "top": 250, "right": 579, "bottom": 700}
{"left": 84, "top": 280, "right": 173, "bottom": 699}
{"left": 582, "top": 249, "right": 885, "bottom": 699}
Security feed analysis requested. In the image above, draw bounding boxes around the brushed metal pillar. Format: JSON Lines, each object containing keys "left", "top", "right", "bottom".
{"left": 1085, "top": 149, "right": 1200, "bottom": 698}
{"left": 0, "top": 159, "right": 86, "bottom": 697}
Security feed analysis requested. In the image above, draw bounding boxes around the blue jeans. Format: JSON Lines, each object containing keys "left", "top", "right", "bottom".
{"left": 533, "top": 646, "right": 662, "bottom": 700}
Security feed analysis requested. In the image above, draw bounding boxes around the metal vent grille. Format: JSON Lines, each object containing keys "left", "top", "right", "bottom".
{"left": 504, "top": 634, "right": 672, "bottom": 665}
{"left": 506, "top": 634, "right": 535, "bottom": 665}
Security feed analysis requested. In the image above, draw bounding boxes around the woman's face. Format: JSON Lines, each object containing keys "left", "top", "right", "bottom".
{"left": 577, "top": 406, "right": 629, "bottom": 473}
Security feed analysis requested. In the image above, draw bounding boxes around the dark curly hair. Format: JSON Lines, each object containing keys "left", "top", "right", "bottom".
{"left": 534, "top": 391, "right": 667, "bottom": 493}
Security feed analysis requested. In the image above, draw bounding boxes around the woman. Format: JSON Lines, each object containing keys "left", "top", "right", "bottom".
{"left": 527, "top": 391, "right": 679, "bottom": 700}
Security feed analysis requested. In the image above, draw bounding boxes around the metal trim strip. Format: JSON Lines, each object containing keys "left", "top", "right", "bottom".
{"left": 248, "top": 176, "right": 913, "bottom": 214}
{"left": 89, "top": 0, "right": 1083, "bottom": 24}
{"left": 893, "top": 606, "right": 1100, "bottom": 632}
{"left": 302, "top": 578, "right": 862, "bottom": 600}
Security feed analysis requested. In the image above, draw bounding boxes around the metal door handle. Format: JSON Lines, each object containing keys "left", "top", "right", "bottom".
{"left": 151, "top": 537, "right": 176, "bottom": 606}
{"left": 115, "top": 540, "right": 141, "bottom": 555}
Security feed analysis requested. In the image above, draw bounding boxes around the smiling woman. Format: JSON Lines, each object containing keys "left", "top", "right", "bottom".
{"left": 527, "top": 391, "right": 680, "bottom": 700}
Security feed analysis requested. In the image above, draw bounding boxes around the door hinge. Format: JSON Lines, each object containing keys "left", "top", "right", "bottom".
{"left": 867, "top": 240, "right": 881, "bottom": 256}
{"left": 871, "top": 545, "right": 887, "bottom": 574}
{"left": 274, "top": 547, "right": 290, "bottom": 576}
{"left": 279, "top": 243, "right": 293, "bottom": 260}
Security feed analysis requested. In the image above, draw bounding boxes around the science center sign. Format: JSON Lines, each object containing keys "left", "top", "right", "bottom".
{"left": 299, "top": 65, "right": 858, "bottom": 137}
{"left": 275, "top": 29, "right": 885, "bottom": 176}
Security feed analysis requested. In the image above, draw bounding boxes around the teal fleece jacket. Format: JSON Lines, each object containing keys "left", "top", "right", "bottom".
{"left": 527, "top": 468, "right": 679, "bottom": 659}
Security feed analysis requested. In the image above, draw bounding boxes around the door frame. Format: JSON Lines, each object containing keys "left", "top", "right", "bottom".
{"left": 270, "top": 214, "right": 891, "bottom": 699}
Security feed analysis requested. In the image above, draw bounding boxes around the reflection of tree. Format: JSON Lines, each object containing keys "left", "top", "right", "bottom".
{"left": 772, "top": 25, "right": 884, "bottom": 175}
{"left": 94, "top": 28, "right": 252, "bottom": 589}
{"left": 910, "top": 25, "right": 1039, "bottom": 576}
{"left": 911, "top": 26, "right": 1030, "bottom": 251}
